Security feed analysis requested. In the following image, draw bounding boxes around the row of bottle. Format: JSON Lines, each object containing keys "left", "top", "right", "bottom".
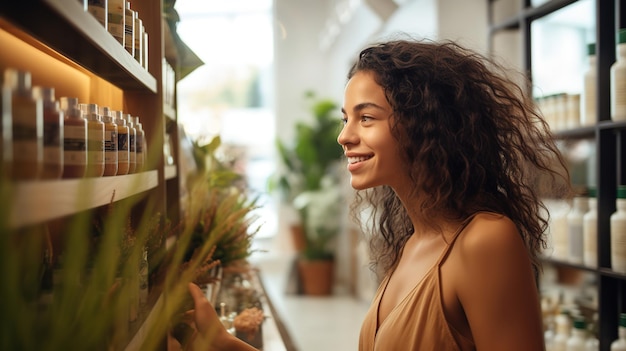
{"left": 536, "top": 93, "right": 581, "bottom": 131}
{"left": 547, "top": 186, "right": 626, "bottom": 274}
{"left": 1, "top": 68, "right": 147, "bottom": 180}
{"left": 79, "top": 0, "right": 148, "bottom": 70}
{"left": 540, "top": 28, "right": 626, "bottom": 132}
{"left": 544, "top": 303, "right": 626, "bottom": 350}
{"left": 544, "top": 304, "right": 599, "bottom": 351}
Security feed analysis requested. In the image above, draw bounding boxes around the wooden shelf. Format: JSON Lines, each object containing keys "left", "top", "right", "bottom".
{"left": 0, "top": 0, "right": 157, "bottom": 92}
{"left": 10, "top": 171, "right": 158, "bottom": 228}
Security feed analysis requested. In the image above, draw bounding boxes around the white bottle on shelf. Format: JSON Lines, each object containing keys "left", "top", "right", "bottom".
{"left": 611, "top": 186, "right": 626, "bottom": 273}
{"left": 566, "top": 317, "right": 587, "bottom": 351}
{"left": 611, "top": 29, "right": 626, "bottom": 121}
{"left": 583, "top": 188, "right": 597, "bottom": 267}
{"left": 611, "top": 313, "right": 626, "bottom": 351}
{"left": 581, "top": 43, "right": 597, "bottom": 126}
{"left": 568, "top": 196, "right": 588, "bottom": 264}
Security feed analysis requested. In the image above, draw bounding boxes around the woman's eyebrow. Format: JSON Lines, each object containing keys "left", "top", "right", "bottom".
{"left": 341, "top": 102, "right": 387, "bottom": 115}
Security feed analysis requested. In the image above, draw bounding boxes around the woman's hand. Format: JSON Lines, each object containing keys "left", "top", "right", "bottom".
{"left": 186, "top": 283, "right": 258, "bottom": 351}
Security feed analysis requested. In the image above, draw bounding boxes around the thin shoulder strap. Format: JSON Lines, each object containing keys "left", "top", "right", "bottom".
{"left": 435, "top": 212, "right": 481, "bottom": 266}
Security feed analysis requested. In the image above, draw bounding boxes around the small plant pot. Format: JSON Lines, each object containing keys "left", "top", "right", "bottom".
{"left": 297, "top": 259, "right": 334, "bottom": 295}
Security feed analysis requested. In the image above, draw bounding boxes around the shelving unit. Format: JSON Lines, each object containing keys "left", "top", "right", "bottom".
{"left": 488, "top": 0, "right": 625, "bottom": 349}
{"left": 0, "top": 0, "right": 186, "bottom": 349}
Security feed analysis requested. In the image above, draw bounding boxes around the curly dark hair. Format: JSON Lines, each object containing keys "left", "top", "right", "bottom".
{"left": 347, "top": 38, "right": 572, "bottom": 279}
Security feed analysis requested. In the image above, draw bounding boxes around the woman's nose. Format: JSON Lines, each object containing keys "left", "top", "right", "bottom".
{"left": 337, "top": 124, "right": 352, "bottom": 147}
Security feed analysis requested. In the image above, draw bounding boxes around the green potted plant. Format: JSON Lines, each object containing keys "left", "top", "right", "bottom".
{"left": 270, "top": 91, "right": 344, "bottom": 295}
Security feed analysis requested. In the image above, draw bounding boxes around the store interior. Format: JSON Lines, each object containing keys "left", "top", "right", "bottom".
{"left": 0, "top": 0, "right": 625, "bottom": 350}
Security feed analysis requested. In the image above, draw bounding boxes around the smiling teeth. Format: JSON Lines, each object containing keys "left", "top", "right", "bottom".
{"left": 348, "top": 156, "right": 371, "bottom": 164}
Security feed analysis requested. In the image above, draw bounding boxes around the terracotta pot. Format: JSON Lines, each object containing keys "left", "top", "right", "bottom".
{"left": 297, "top": 259, "right": 334, "bottom": 295}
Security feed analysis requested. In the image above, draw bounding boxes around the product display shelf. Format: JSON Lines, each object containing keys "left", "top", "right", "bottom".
{"left": 9, "top": 170, "right": 158, "bottom": 229}
{"left": 0, "top": 0, "right": 156, "bottom": 92}
{"left": 0, "top": 0, "right": 181, "bottom": 350}
{"left": 488, "top": 0, "right": 625, "bottom": 349}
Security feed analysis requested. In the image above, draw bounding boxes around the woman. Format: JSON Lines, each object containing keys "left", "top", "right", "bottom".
{"left": 187, "top": 38, "right": 571, "bottom": 351}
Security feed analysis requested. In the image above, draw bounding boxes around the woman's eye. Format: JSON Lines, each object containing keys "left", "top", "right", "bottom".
{"left": 361, "top": 116, "right": 373, "bottom": 122}
{"left": 340, "top": 117, "right": 348, "bottom": 125}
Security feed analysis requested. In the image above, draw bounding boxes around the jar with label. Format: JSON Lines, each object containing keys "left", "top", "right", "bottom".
{"left": 83, "top": 103, "right": 104, "bottom": 177}
{"left": 35, "top": 87, "right": 63, "bottom": 179}
{"left": 124, "top": 2, "right": 135, "bottom": 56}
{"left": 583, "top": 188, "right": 597, "bottom": 267}
{"left": 611, "top": 29, "right": 626, "bottom": 121}
{"left": 567, "top": 195, "right": 588, "bottom": 264}
{"left": 125, "top": 113, "right": 136, "bottom": 174}
{"left": 8, "top": 70, "right": 43, "bottom": 180}
{"left": 60, "top": 97, "right": 87, "bottom": 178}
{"left": 107, "top": 0, "right": 125, "bottom": 47}
{"left": 100, "top": 106, "right": 118, "bottom": 176}
{"left": 611, "top": 185, "right": 626, "bottom": 273}
{"left": 581, "top": 43, "right": 597, "bottom": 126}
{"left": 114, "top": 110, "right": 129, "bottom": 175}
{"left": 87, "top": 0, "right": 107, "bottom": 29}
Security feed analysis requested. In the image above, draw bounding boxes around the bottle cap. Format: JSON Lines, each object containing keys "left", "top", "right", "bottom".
{"left": 2, "top": 68, "right": 18, "bottom": 89}
{"left": 100, "top": 106, "right": 111, "bottom": 118}
{"left": 125, "top": 113, "right": 134, "bottom": 127}
{"left": 619, "top": 28, "right": 626, "bottom": 45}
{"left": 84, "top": 103, "right": 100, "bottom": 121}
{"left": 587, "top": 43, "right": 595, "bottom": 56}
{"left": 620, "top": 313, "right": 626, "bottom": 328}
{"left": 572, "top": 317, "right": 585, "bottom": 329}
{"left": 618, "top": 185, "right": 626, "bottom": 199}
{"left": 60, "top": 97, "right": 83, "bottom": 119}
{"left": 114, "top": 111, "right": 126, "bottom": 126}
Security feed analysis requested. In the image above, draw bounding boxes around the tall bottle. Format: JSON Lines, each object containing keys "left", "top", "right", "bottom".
{"left": 114, "top": 111, "right": 129, "bottom": 175}
{"left": 566, "top": 317, "right": 587, "bottom": 351}
{"left": 611, "top": 313, "right": 626, "bottom": 351}
{"left": 612, "top": 29, "right": 626, "bottom": 121}
{"left": 611, "top": 186, "right": 626, "bottom": 273}
{"left": 100, "top": 106, "right": 118, "bottom": 176}
{"left": 568, "top": 195, "right": 588, "bottom": 264}
{"left": 9, "top": 70, "right": 43, "bottom": 180}
{"left": 125, "top": 113, "right": 136, "bottom": 174}
{"left": 133, "top": 115, "right": 145, "bottom": 172}
{"left": 35, "top": 87, "right": 63, "bottom": 179}
{"left": 83, "top": 103, "right": 104, "bottom": 177}
{"left": 583, "top": 188, "right": 597, "bottom": 267}
{"left": 581, "top": 43, "right": 597, "bottom": 126}
{"left": 60, "top": 97, "right": 87, "bottom": 178}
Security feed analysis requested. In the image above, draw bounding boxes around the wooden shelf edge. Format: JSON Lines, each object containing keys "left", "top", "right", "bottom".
{"left": 124, "top": 289, "right": 165, "bottom": 351}
{"left": 0, "top": 0, "right": 157, "bottom": 92}
{"left": 10, "top": 170, "right": 158, "bottom": 228}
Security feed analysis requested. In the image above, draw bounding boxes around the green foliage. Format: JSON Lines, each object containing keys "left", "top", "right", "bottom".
{"left": 271, "top": 91, "right": 345, "bottom": 260}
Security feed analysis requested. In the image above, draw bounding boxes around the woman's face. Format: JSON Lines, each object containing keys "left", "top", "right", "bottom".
{"left": 338, "top": 71, "right": 408, "bottom": 191}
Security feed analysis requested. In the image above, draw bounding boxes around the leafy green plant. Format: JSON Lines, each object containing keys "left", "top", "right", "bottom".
{"left": 270, "top": 91, "right": 344, "bottom": 260}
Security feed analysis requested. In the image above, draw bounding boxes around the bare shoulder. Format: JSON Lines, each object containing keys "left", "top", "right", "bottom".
{"left": 455, "top": 212, "right": 526, "bottom": 260}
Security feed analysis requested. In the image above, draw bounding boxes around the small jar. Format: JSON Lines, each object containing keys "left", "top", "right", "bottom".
{"left": 60, "top": 97, "right": 87, "bottom": 178}
{"left": 114, "top": 110, "right": 129, "bottom": 175}
{"left": 100, "top": 106, "right": 118, "bottom": 176}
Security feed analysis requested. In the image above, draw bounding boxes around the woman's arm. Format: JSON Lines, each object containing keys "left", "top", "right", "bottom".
{"left": 456, "top": 215, "right": 545, "bottom": 351}
{"left": 187, "top": 283, "right": 259, "bottom": 351}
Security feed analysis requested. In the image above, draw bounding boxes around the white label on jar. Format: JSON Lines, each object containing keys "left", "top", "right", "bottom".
{"left": 583, "top": 217, "right": 597, "bottom": 267}
{"left": 64, "top": 125, "right": 86, "bottom": 165}
{"left": 612, "top": 219, "right": 626, "bottom": 273}
{"left": 13, "top": 102, "right": 40, "bottom": 163}
{"left": 568, "top": 224, "right": 584, "bottom": 263}
{"left": 104, "top": 129, "right": 118, "bottom": 164}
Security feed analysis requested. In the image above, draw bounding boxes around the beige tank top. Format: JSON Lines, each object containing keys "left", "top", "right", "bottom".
{"left": 359, "top": 215, "right": 478, "bottom": 351}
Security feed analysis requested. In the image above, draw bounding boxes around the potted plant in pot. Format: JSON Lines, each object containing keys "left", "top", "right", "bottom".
{"left": 270, "top": 91, "right": 345, "bottom": 295}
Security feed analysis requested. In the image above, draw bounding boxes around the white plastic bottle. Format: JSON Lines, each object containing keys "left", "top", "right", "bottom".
{"left": 566, "top": 317, "right": 587, "bottom": 351}
{"left": 583, "top": 188, "right": 598, "bottom": 267}
{"left": 551, "top": 201, "right": 571, "bottom": 260}
{"left": 568, "top": 196, "right": 588, "bottom": 264}
{"left": 611, "top": 186, "right": 626, "bottom": 274}
{"left": 612, "top": 29, "right": 626, "bottom": 121}
{"left": 581, "top": 43, "right": 597, "bottom": 126}
{"left": 611, "top": 313, "right": 626, "bottom": 351}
